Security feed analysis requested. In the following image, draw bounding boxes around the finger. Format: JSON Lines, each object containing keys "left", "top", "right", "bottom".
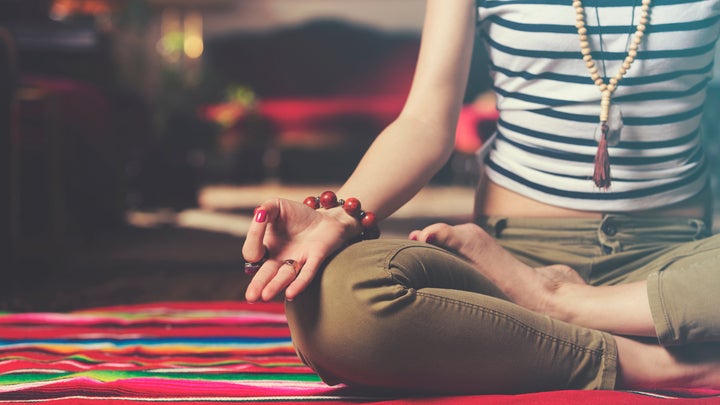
{"left": 284, "top": 255, "right": 323, "bottom": 301}
{"left": 245, "top": 259, "right": 280, "bottom": 302}
{"left": 408, "top": 230, "right": 420, "bottom": 241}
{"left": 241, "top": 201, "right": 279, "bottom": 262}
{"left": 261, "top": 259, "right": 303, "bottom": 301}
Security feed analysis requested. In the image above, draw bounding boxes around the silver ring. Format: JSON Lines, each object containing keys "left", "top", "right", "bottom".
{"left": 244, "top": 246, "right": 269, "bottom": 275}
{"left": 282, "top": 259, "right": 300, "bottom": 277}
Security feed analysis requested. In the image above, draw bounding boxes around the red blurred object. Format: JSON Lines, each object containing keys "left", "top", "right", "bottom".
{"left": 455, "top": 94, "right": 499, "bottom": 154}
{"left": 50, "top": 0, "right": 117, "bottom": 18}
{"left": 199, "top": 103, "right": 249, "bottom": 128}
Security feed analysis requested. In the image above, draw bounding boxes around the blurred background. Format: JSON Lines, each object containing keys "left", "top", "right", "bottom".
{"left": 1, "top": 0, "right": 718, "bottom": 310}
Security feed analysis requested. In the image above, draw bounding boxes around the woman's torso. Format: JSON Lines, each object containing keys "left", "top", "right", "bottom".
{"left": 475, "top": 175, "right": 713, "bottom": 223}
{"left": 475, "top": 0, "right": 720, "bottom": 215}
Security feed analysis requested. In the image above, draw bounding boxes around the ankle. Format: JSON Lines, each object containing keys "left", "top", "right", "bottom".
{"left": 541, "top": 279, "right": 581, "bottom": 322}
{"left": 616, "top": 338, "right": 720, "bottom": 390}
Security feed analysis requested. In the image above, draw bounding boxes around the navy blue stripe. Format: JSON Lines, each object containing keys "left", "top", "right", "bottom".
{"left": 497, "top": 118, "right": 701, "bottom": 148}
{"left": 490, "top": 62, "right": 592, "bottom": 85}
{"left": 597, "top": 45, "right": 715, "bottom": 62}
{"left": 497, "top": 132, "right": 593, "bottom": 162}
{"left": 646, "top": 16, "right": 720, "bottom": 33}
{"left": 481, "top": 0, "right": 707, "bottom": 8}
{"left": 614, "top": 78, "right": 711, "bottom": 102}
{"left": 581, "top": 0, "right": 705, "bottom": 6}
{"left": 484, "top": 15, "right": 583, "bottom": 34}
{"left": 481, "top": 0, "right": 577, "bottom": 6}
{"left": 532, "top": 104, "right": 705, "bottom": 125}
{"left": 620, "top": 129, "right": 700, "bottom": 148}
{"left": 492, "top": 77, "right": 709, "bottom": 107}
{"left": 482, "top": 32, "right": 581, "bottom": 58}
{"left": 489, "top": 61, "right": 714, "bottom": 86}
{"left": 493, "top": 86, "right": 574, "bottom": 107}
{"left": 486, "top": 155, "right": 707, "bottom": 200}
{"left": 496, "top": 131, "right": 702, "bottom": 165}
{"left": 619, "top": 145, "right": 705, "bottom": 167}
{"left": 482, "top": 31, "right": 716, "bottom": 60}
{"left": 486, "top": 14, "right": 720, "bottom": 34}
{"left": 498, "top": 118, "right": 596, "bottom": 147}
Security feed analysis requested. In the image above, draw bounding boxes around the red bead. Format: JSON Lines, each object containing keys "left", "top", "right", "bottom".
{"left": 303, "top": 196, "right": 318, "bottom": 209}
{"left": 363, "top": 226, "right": 381, "bottom": 240}
{"left": 360, "top": 211, "right": 377, "bottom": 229}
{"left": 343, "top": 197, "right": 362, "bottom": 217}
{"left": 319, "top": 191, "right": 338, "bottom": 209}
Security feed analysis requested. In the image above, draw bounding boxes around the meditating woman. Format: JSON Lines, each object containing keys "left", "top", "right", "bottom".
{"left": 242, "top": 0, "right": 720, "bottom": 393}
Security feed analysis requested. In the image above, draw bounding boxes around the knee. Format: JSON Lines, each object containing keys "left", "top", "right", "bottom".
{"left": 284, "top": 239, "right": 425, "bottom": 386}
{"left": 285, "top": 238, "right": 411, "bottom": 336}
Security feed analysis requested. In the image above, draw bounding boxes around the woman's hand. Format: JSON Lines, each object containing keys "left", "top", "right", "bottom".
{"left": 242, "top": 198, "right": 360, "bottom": 302}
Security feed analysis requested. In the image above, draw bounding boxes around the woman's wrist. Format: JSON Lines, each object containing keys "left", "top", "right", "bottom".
{"left": 304, "top": 191, "right": 380, "bottom": 242}
{"left": 325, "top": 206, "right": 364, "bottom": 239}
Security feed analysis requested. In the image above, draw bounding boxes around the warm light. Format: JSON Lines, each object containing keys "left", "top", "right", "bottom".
{"left": 158, "top": 7, "right": 182, "bottom": 63}
{"left": 50, "top": 0, "right": 113, "bottom": 20}
{"left": 157, "top": 8, "right": 204, "bottom": 62}
{"left": 183, "top": 11, "right": 204, "bottom": 59}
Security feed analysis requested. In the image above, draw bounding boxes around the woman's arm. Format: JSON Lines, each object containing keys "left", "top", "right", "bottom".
{"left": 339, "top": 0, "right": 478, "bottom": 219}
{"left": 243, "top": 0, "right": 479, "bottom": 302}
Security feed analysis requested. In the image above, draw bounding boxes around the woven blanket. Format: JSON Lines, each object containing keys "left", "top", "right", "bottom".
{"left": 1, "top": 301, "right": 718, "bottom": 404}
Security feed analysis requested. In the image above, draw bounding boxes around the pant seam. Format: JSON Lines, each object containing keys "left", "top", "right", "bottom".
{"left": 415, "top": 290, "right": 611, "bottom": 358}
{"left": 654, "top": 271, "right": 676, "bottom": 344}
{"left": 380, "top": 242, "right": 449, "bottom": 284}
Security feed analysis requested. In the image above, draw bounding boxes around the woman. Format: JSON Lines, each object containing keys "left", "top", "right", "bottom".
{"left": 242, "top": 0, "right": 720, "bottom": 394}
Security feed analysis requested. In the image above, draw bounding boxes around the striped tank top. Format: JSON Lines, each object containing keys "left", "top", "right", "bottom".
{"left": 477, "top": 0, "right": 720, "bottom": 211}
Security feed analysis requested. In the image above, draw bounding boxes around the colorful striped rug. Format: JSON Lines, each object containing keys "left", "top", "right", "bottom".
{"left": 0, "top": 301, "right": 718, "bottom": 404}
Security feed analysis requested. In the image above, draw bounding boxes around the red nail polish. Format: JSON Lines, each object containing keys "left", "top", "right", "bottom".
{"left": 255, "top": 209, "right": 267, "bottom": 223}
{"left": 409, "top": 234, "right": 417, "bottom": 241}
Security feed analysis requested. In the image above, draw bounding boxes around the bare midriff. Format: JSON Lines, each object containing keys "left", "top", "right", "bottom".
{"left": 475, "top": 176, "right": 713, "bottom": 224}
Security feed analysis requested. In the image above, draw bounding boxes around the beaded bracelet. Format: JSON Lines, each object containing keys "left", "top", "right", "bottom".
{"left": 303, "top": 191, "right": 380, "bottom": 241}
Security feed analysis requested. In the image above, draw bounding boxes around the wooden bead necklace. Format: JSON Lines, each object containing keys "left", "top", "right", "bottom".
{"left": 574, "top": 0, "right": 651, "bottom": 189}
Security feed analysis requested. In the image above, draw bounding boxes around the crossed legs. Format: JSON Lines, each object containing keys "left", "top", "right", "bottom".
{"left": 408, "top": 223, "right": 720, "bottom": 390}
{"left": 287, "top": 227, "right": 720, "bottom": 393}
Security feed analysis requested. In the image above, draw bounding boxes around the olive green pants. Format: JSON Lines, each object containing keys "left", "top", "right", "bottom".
{"left": 285, "top": 215, "right": 720, "bottom": 394}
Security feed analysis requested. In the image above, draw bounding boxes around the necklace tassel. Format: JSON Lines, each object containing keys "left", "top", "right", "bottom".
{"left": 593, "top": 122, "right": 611, "bottom": 189}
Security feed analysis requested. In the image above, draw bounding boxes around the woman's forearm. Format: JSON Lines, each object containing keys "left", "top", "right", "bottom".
{"left": 338, "top": 114, "right": 455, "bottom": 220}
{"left": 338, "top": 0, "right": 478, "bottom": 219}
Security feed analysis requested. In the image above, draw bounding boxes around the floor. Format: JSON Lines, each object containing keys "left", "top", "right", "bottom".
{"left": 2, "top": 183, "right": 475, "bottom": 312}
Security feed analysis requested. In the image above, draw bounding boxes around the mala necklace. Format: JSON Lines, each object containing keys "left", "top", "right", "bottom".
{"left": 573, "top": 0, "right": 651, "bottom": 189}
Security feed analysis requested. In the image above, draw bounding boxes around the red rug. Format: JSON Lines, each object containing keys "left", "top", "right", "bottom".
{"left": 0, "top": 301, "right": 718, "bottom": 404}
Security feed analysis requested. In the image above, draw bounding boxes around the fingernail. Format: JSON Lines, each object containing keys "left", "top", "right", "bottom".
{"left": 254, "top": 209, "right": 267, "bottom": 223}
{"left": 409, "top": 234, "right": 417, "bottom": 241}
{"left": 426, "top": 235, "right": 436, "bottom": 244}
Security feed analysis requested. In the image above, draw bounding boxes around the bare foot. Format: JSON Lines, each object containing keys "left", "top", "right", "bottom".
{"left": 536, "top": 264, "right": 586, "bottom": 286}
{"left": 616, "top": 336, "right": 720, "bottom": 390}
{"left": 409, "top": 223, "right": 579, "bottom": 319}
{"left": 410, "top": 223, "right": 657, "bottom": 337}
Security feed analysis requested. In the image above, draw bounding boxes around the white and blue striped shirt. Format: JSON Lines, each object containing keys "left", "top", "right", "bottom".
{"left": 477, "top": 0, "right": 720, "bottom": 211}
